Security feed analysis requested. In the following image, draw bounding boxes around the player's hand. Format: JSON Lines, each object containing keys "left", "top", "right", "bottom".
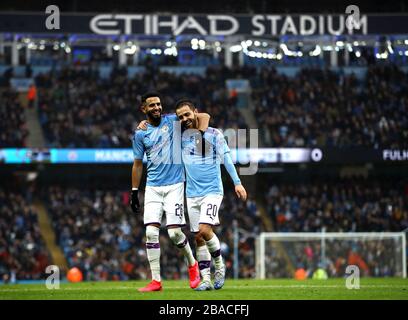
{"left": 136, "top": 120, "right": 148, "bottom": 131}
{"left": 235, "top": 184, "right": 247, "bottom": 201}
{"left": 130, "top": 189, "right": 140, "bottom": 213}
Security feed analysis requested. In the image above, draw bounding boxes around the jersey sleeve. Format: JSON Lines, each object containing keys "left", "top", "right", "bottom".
{"left": 224, "top": 151, "right": 241, "bottom": 186}
{"left": 132, "top": 131, "right": 145, "bottom": 160}
{"left": 214, "top": 130, "right": 241, "bottom": 185}
{"left": 165, "top": 113, "right": 179, "bottom": 122}
{"left": 215, "top": 129, "right": 230, "bottom": 156}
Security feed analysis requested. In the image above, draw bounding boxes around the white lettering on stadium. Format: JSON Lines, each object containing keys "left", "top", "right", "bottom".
{"left": 95, "top": 150, "right": 133, "bottom": 162}
{"left": 90, "top": 14, "right": 367, "bottom": 36}
{"left": 383, "top": 150, "right": 408, "bottom": 161}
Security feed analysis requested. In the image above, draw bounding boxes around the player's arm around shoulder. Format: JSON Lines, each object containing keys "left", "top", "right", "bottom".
{"left": 136, "top": 120, "right": 148, "bottom": 131}
{"left": 196, "top": 112, "right": 211, "bottom": 132}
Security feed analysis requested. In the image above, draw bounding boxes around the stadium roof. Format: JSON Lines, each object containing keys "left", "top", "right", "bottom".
{"left": 1, "top": 0, "right": 408, "bottom": 14}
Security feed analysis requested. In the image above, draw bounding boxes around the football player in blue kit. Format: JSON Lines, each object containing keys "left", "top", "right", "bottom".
{"left": 131, "top": 92, "right": 210, "bottom": 292}
{"left": 175, "top": 98, "right": 247, "bottom": 291}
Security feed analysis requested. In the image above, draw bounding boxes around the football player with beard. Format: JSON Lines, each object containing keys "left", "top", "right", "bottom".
{"left": 131, "top": 92, "right": 210, "bottom": 292}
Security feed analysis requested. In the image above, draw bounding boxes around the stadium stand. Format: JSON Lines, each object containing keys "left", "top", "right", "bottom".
{"left": 41, "top": 186, "right": 260, "bottom": 280}
{"left": 0, "top": 88, "right": 29, "bottom": 147}
{"left": 265, "top": 178, "right": 408, "bottom": 232}
{"left": 30, "top": 64, "right": 408, "bottom": 148}
{"left": 220, "top": 194, "right": 262, "bottom": 278}
{"left": 263, "top": 177, "right": 408, "bottom": 278}
{"left": 34, "top": 66, "right": 248, "bottom": 147}
{"left": 0, "top": 188, "right": 50, "bottom": 281}
{"left": 251, "top": 64, "right": 408, "bottom": 148}
{"left": 263, "top": 232, "right": 403, "bottom": 278}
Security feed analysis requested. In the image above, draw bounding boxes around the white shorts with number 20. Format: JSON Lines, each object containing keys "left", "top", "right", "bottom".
{"left": 144, "top": 182, "right": 186, "bottom": 227}
{"left": 186, "top": 194, "right": 223, "bottom": 232}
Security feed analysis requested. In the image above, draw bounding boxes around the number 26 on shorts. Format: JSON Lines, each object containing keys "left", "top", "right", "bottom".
{"left": 175, "top": 203, "right": 183, "bottom": 217}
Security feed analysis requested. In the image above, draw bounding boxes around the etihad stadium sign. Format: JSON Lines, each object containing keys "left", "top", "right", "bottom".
{"left": 89, "top": 14, "right": 368, "bottom": 36}
{"left": 1, "top": 12, "right": 408, "bottom": 36}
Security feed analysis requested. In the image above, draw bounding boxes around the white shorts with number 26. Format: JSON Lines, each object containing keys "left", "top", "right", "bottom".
{"left": 144, "top": 182, "right": 185, "bottom": 227}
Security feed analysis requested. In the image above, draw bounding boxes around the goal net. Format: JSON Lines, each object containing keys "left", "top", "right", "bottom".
{"left": 256, "top": 232, "right": 407, "bottom": 279}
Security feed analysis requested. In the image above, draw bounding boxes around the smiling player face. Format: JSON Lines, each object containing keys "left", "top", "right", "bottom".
{"left": 176, "top": 105, "right": 198, "bottom": 129}
{"left": 143, "top": 97, "right": 163, "bottom": 121}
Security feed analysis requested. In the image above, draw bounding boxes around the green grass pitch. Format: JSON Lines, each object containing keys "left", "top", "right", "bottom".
{"left": 0, "top": 278, "right": 407, "bottom": 300}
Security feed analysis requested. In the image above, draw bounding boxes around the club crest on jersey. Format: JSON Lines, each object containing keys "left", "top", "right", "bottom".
{"left": 161, "top": 125, "right": 169, "bottom": 133}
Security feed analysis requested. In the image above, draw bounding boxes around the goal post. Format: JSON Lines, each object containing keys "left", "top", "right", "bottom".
{"left": 257, "top": 232, "right": 407, "bottom": 279}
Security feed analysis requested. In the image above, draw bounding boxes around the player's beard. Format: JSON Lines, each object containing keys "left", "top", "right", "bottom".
{"left": 147, "top": 108, "right": 162, "bottom": 124}
{"left": 182, "top": 116, "right": 197, "bottom": 130}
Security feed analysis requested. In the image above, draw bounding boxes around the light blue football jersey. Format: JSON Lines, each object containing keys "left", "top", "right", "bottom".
{"left": 181, "top": 127, "right": 230, "bottom": 198}
{"left": 132, "top": 114, "right": 184, "bottom": 187}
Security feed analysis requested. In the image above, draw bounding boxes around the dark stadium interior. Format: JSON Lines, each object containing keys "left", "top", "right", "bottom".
{"left": 2, "top": 0, "right": 408, "bottom": 13}
{"left": 1, "top": 162, "right": 407, "bottom": 280}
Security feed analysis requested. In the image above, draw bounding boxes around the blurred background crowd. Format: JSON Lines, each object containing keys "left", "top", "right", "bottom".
{"left": 0, "top": 188, "right": 50, "bottom": 281}
{"left": 1, "top": 64, "right": 407, "bottom": 149}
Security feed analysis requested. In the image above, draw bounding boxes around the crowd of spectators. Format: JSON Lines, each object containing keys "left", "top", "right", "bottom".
{"left": 0, "top": 188, "right": 50, "bottom": 282}
{"left": 218, "top": 189, "right": 262, "bottom": 279}
{"left": 252, "top": 64, "right": 408, "bottom": 148}
{"left": 32, "top": 63, "right": 408, "bottom": 149}
{"left": 0, "top": 88, "right": 29, "bottom": 147}
{"left": 34, "top": 66, "right": 248, "bottom": 148}
{"left": 264, "top": 177, "right": 408, "bottom": 278}
{"left": 2, "top": 61, "right": 406, "bottom": 149}
{"left": 265, "top": 178, "right": 408, "bottom": 232}
{"left": 2, "top": 175, "right": 407, "bottom": 281}
{"left": 43, "top": 185, "right": 261, "bottom": 281}
{"left": 264, "top": 237, "right": 403, "bottom": 278}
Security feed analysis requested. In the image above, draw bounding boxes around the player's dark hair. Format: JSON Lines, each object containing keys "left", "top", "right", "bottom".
{"left": 141, "top": 91, "right": 162, "bottom": 105}
{"left": 175, "top": 98, "right": 195, "bottom": 111}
